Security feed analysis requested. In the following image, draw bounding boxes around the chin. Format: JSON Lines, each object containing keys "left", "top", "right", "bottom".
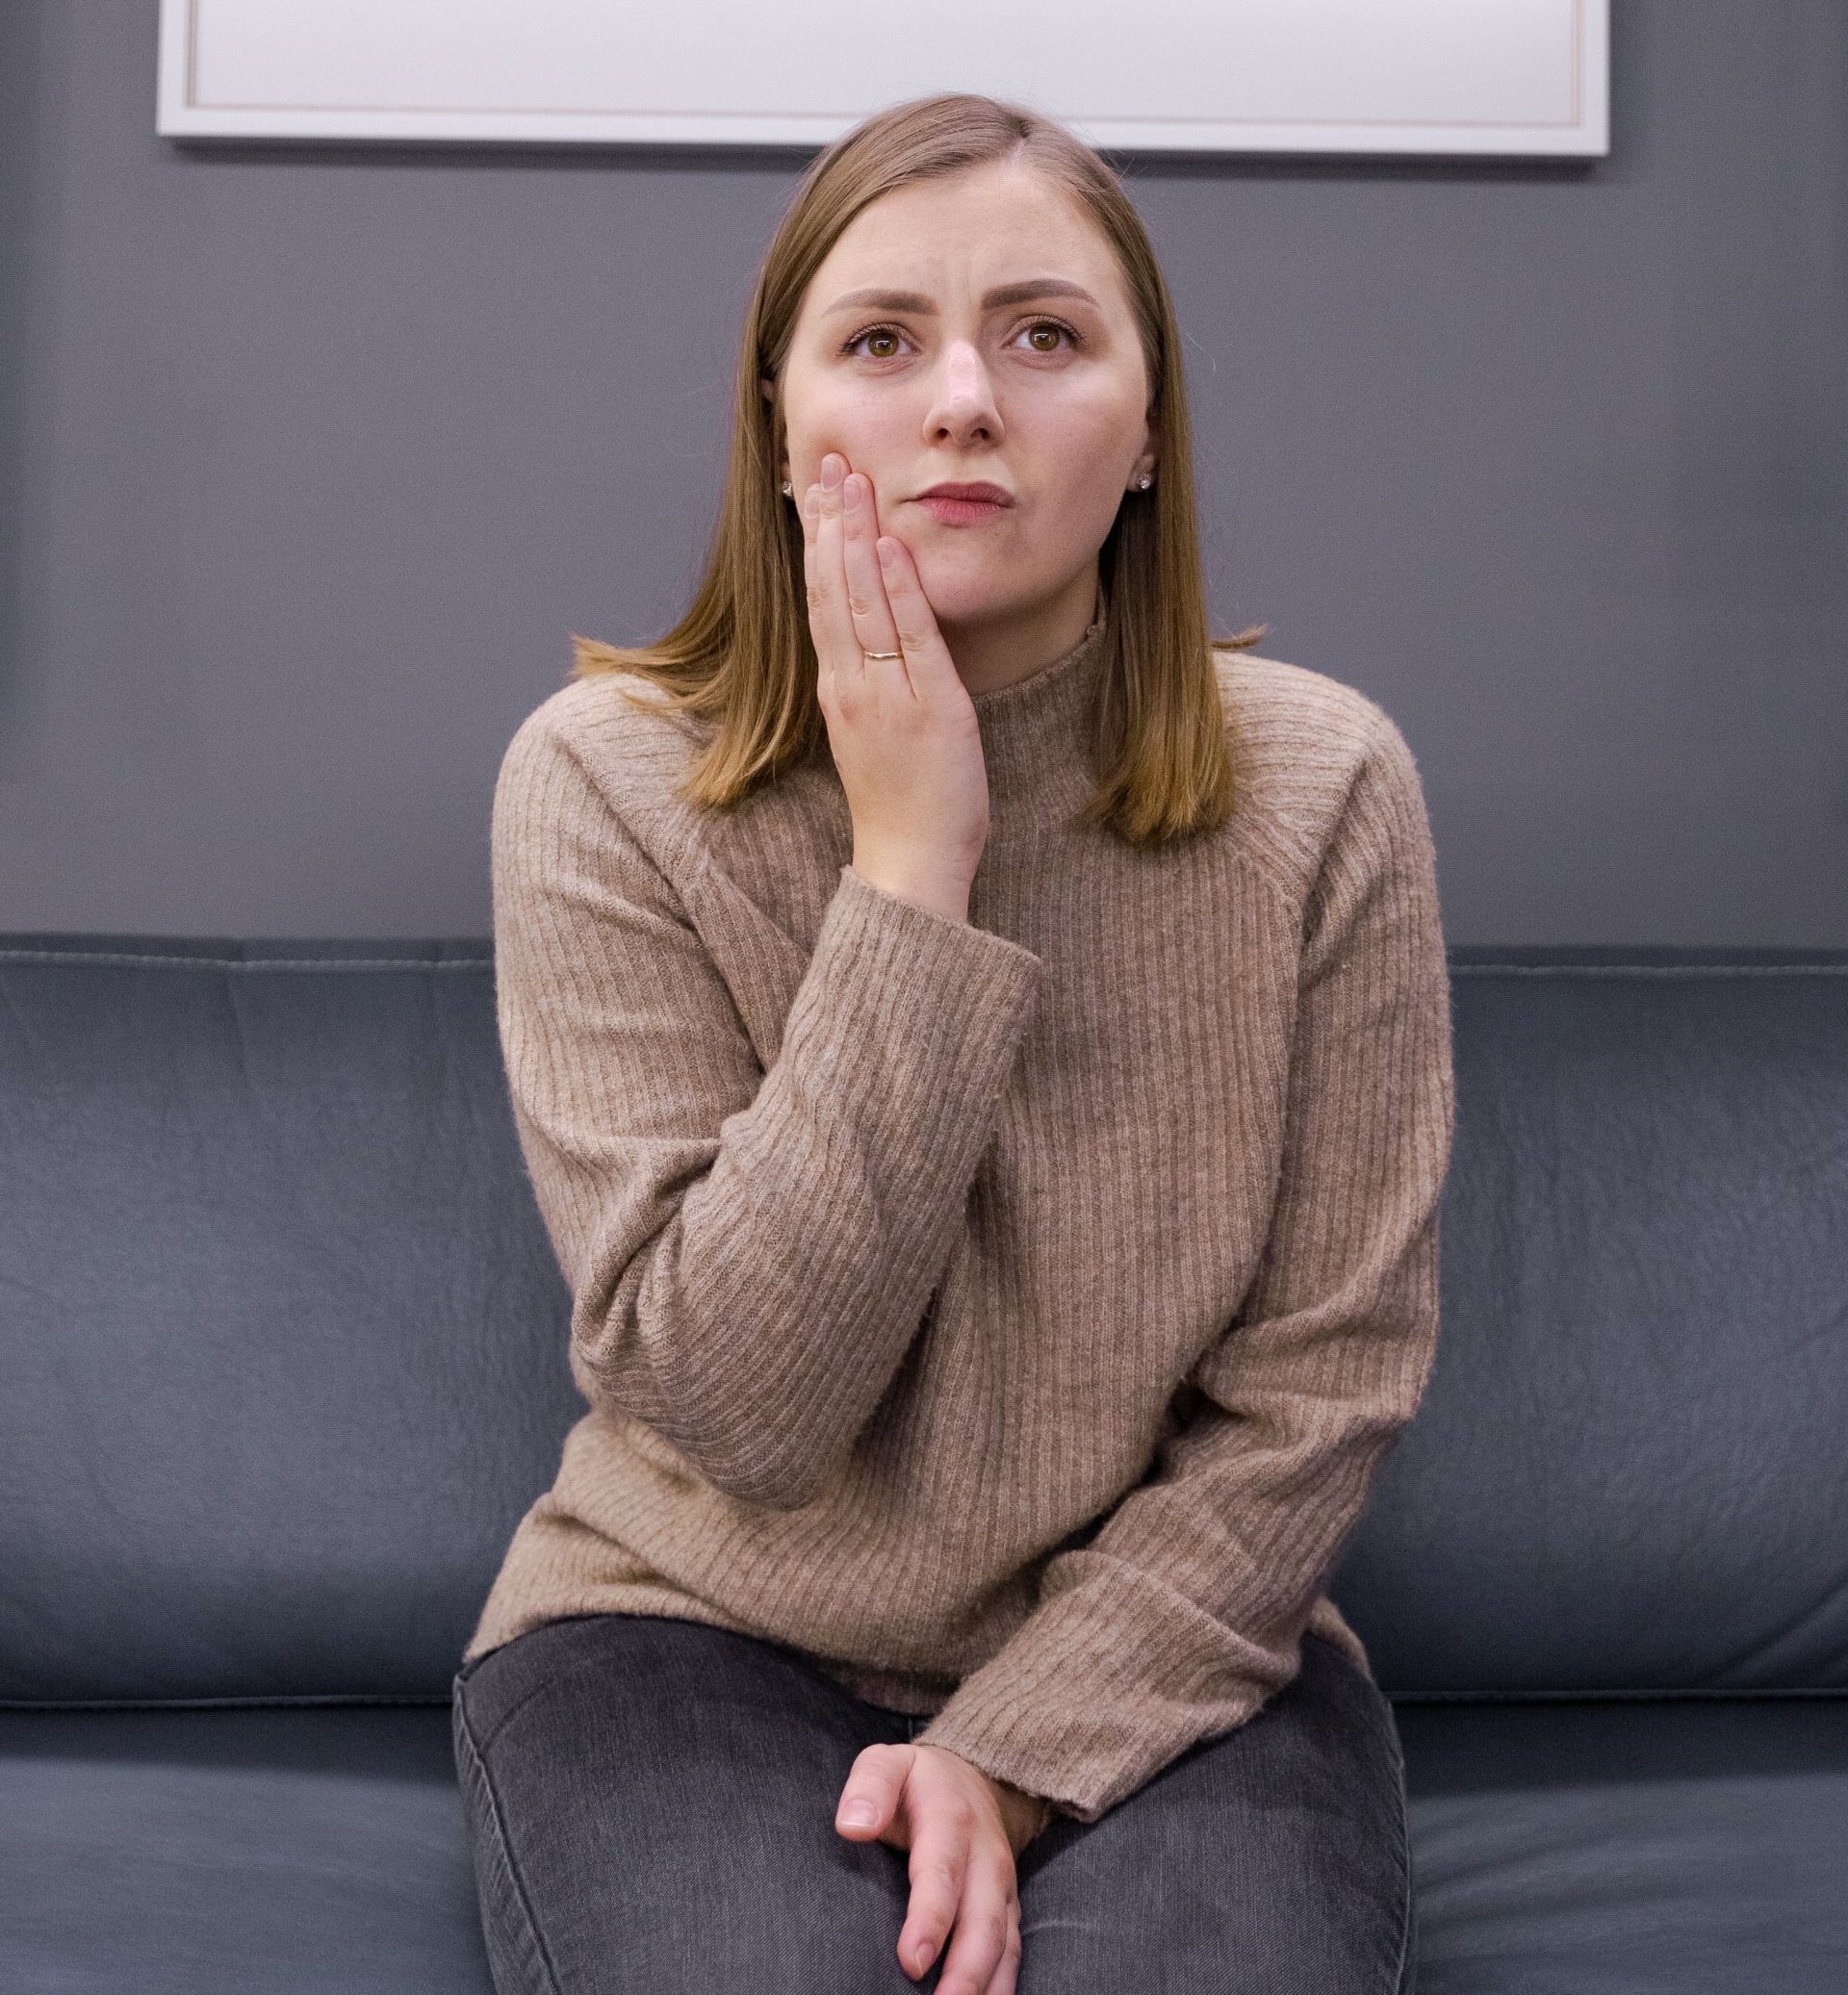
{"left": 908, "top": 559, "right": 1032, "bottom": 628}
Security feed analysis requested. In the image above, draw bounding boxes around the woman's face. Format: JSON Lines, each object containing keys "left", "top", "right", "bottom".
{"left": 766, "top": 161, "right": 1157, "bottom": 636}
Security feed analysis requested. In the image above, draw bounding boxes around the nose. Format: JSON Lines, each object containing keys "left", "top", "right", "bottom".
{"left": 924, "top": 340, "right": 1002, "bottom": 442}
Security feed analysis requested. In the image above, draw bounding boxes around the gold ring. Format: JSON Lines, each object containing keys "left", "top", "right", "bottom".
{"left": 862, "top": 650, "right": 902, "bottom": 660}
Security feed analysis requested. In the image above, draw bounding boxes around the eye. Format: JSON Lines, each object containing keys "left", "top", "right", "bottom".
{"left": 839, "top": 317, "right": 1087, "bottom": 361}
{"left": 1017, "top": 318, "right": 1084, "bottom": 355}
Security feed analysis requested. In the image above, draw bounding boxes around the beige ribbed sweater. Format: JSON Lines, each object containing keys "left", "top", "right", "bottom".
{"left": 463, "top": 605, "right": 1456, "bottom": 1827}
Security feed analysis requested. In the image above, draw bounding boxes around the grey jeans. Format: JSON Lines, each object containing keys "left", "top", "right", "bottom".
{"left": 451, "top": 1612, "right": 1416, "bottom": 1993}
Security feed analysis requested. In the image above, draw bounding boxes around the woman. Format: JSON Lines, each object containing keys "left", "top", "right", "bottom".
{"left": 453, "top": 90, "right": 1451, "bottom": 1995}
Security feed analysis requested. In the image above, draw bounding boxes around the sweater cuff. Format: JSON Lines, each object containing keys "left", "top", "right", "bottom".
{"left": 910, "top": 1557, "right": 1287, "bottom": 1827}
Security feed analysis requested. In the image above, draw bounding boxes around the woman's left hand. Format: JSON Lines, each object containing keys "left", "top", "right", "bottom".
{"left": 834, "top": 1740, "right": 1050, "bottom": 1987}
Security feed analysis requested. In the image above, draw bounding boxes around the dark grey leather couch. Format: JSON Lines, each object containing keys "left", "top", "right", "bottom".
{"left": 3, "top": 933, "right": 1844, "bottom": 1991}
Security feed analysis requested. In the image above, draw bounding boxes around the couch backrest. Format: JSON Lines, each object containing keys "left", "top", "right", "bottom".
{"left": 1, "top": 934, "right": 1843, "bottom": 1705}
{"left": 1347, "top": 943, "right": 1848, "bottom": 1701}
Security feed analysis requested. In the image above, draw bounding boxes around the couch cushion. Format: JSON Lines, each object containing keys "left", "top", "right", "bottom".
{"left": 1397, "top": 1690, "right": 1848, "bottom": 1990}
{"left": 1, "top": 1695, "right": 1839, "bottom": 1990}
{"left": 0, "top": 1702, "right": 493, "bottom": 1992}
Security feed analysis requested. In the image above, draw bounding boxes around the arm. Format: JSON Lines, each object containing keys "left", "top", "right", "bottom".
{"left": 493, "top": 705, "right": 1042, "bottom": 1510}
{"left": 912, "top": 704, "right": 1456, "bottom": 1823}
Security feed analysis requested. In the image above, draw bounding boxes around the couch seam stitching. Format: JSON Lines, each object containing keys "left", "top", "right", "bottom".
{"left": 1, "top": 948, "right": 1842, "bottom": 982}
{"left": 0, "top": 951, "right": 488, "bottom": 971}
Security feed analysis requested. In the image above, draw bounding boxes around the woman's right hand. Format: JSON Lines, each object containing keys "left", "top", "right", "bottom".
{"left": 801, "top": 449, "right": 991, "bottom": 917}
{"left": 834, "top": 1737, "right": 1030, "bottom": 1992}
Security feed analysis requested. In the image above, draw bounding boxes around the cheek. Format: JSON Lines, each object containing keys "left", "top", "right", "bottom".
{"left": 803, "top": 407, "right": 911, "bottom": 510}
{"left": 802, "top": 379, "right": 898, "bottom": 442}
{"left": 1022, "top": 373, "right": 1138, "bottom": 464}
{"left": 1030, "top": 427, "right": 1140, "bottom": 532}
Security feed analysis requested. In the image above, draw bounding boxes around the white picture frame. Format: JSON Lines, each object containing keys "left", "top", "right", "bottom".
{"left": 155, "top": 0, "right": 1608, "bottom": 158}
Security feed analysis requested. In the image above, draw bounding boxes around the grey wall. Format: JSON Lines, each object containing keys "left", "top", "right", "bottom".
{"left": 2, "top": 2, "right": 1843, "bottom": 942}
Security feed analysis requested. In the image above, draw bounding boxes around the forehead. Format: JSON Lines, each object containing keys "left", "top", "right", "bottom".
{"left": 808, "top": 163, "right": 1119, "bottom": 310}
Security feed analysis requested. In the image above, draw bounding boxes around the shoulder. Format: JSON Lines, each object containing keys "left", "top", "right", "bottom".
{"left": 497, "top": 670, "right": 707, "bottom": 835}
{"left": 1209, "top": 648, "right": 1435, "bottom": 899}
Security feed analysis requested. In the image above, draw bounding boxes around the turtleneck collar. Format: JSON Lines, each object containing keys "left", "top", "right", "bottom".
{"left": 967, "top": 587, "right": 1111, "bottom": 834}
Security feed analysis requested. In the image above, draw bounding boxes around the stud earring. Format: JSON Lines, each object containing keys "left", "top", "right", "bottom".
{"left": 781, "top": 479, "right": 793, "bottom": 496}
{"left": 1138, "top": 474, "right": 1153, "bottom": 490}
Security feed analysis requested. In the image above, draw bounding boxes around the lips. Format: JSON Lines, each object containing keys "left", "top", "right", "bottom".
{"left": 916, "top": 483, "right": 1014, "bottom": 506}
{"left": 914, "top": 491, "right": 1012, "bottom": 525}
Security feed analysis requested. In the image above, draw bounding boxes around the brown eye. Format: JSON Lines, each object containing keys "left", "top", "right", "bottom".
{"left": 841, "top": 323, "right": 909, "bottom": 360}
{"left": 1018, "top": 319, "right": 1084, "bottom": 354}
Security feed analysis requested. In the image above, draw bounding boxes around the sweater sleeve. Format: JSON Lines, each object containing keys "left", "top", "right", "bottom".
{"left": 911, "top": 704, "right": 1455, "bottom": 1824}
{"left": 491, "top": 704, "right": 1043, "bottom": 1511}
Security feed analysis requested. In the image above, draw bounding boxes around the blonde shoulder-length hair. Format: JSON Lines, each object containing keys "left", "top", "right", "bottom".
{"left": 570, "top": 90, "right": 1269, "bottom": 850}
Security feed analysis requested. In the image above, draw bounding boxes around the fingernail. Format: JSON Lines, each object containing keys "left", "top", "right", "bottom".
{"left": 841, "top": 1802, "right": 877, "bottom": 1827}
{"left": 843, "top": 475, "right": 861, "bottom": 508}
{"left": 821, "top": 454, "right": 842, "bottom": 488}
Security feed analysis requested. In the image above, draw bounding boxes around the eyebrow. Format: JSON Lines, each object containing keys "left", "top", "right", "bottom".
{"left": 822, "top": 278, "right": 1103, "bottom": 318}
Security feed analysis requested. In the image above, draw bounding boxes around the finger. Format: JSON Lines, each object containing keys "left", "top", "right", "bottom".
{"left": 839, "top": 471, "right": 904, "bottom": 668}
{"left": 988, "top": 1901, "right": 1023, "bottom": 1995}
{"left": 799, "top": 479, "right": 830, "bottom": 631}
{"left": 799, "top": 483, "right": 826, "bottom": 674}
{"left": 812, "top": 453, "right": 865, "bottom": 688}
{"left": 898, "top": 1811, "right": 971, "bottom": 1985}
{"left": 834, "top": 1744, "right": 907, "bottom": 1841}
{"left": 869, "top": 529, "right": 959, "bottom": 700}
{"left": 898, "top": 1814, "right": 968, "bottom": 1984}
{"left": 950, "top": 1897, "right": 1022, "bottom": 1995}
{"left": 925, "top": 1841, "right": 1017, "bottom": 1995}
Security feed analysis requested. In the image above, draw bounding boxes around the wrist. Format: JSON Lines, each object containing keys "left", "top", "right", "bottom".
{"left": 848, "top": 859, "right": 971, "bottom": 925}
{"left": 994, "top": 1778, "right": 1051, "bottom": 1847}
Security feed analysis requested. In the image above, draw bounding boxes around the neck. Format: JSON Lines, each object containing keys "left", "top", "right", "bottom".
{"left": 939, "top": 568, "right": 1103, "bottom": 700}
{"left": 966, "top": 584, "right": 1113, "bottom": 841}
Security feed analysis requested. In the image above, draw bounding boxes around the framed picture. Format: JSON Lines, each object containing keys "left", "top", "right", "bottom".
{"left": 156, "top": 0, "right": 1608, "bottom": 157}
